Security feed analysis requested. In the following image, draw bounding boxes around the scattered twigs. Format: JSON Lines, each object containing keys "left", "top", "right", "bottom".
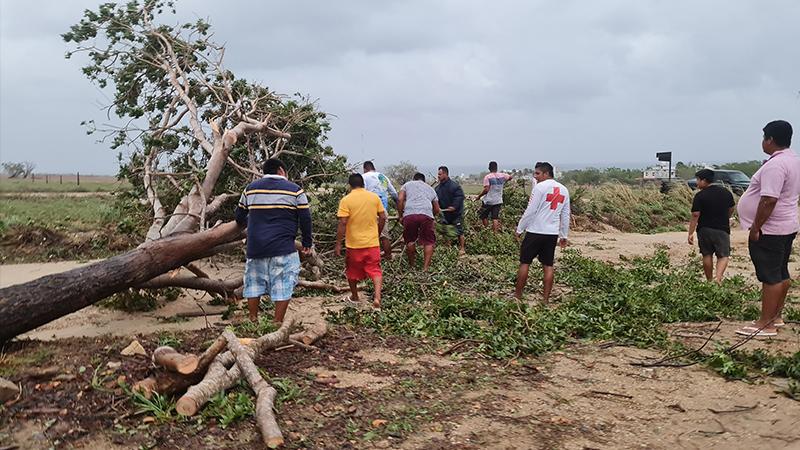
{"left": 709, "top": 404, "right": 758, "bottom": 414}
{"left": 631, "top": 320, "right": 723, "bottom": 368}
{"left": 588, "top": 390, "right": 633, "bottom": 399}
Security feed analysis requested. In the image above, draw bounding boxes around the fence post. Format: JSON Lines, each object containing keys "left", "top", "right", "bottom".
{"left": 77, "top": 172, "right": 80, "bottom": 186}
{"left": 60, "top": 175, "right": 63, "bottom": 184}
{"left": 46, "top": 174, "right": 49, "bottom": 184}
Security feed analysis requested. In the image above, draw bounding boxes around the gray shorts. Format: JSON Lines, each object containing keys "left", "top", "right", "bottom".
{"left": 697, "top": 227, "right": 731, "bottom": 258}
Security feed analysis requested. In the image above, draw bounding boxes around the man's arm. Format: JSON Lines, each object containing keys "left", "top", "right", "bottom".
{"left": 687, "top": 212, "right": 700, "bottom": 245}
{"left": 559, "top": 195, "right": 571, "bottom": 247}
{"left": 378, "top": 211, "right": 387, "bottom": 235}
{"left": 749, "top": 196, "right": 778, "bottom": 241}
{"left": 449, "top": 185, "right": 465, "bottom": 213}
{"left": 297, "top": 191, "right": 312, "bottom": 253}
{"left": 397, "top": 190, "right": 406, "bottom": 218}
{"left": 432, "top": 200, "right": 441, "bottom": 217}
{"left": 385, "top": 175, "right": 399, "bottom": 204}
{"left": 477, "top": 185, "right": 489, "bottom": 201}
{"left": 477, "top": 175, "right": 490, "bottom": 201}
{"left": 516, "top": 187, "right": 543, "bottom": 235}
{"left": 235, "top": 192, "right": 248, "bottom": 228}
{"left": 335, "top": 217, "right": 348, "bottom": 256}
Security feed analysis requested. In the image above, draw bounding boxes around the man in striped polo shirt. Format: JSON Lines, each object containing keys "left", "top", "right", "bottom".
{"left": 235, "top": 158, "right": 313, "bottom": 323}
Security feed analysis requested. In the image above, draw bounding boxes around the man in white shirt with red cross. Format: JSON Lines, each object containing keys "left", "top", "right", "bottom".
{"left": 514, "top": 162, "right": 570, "bottom": 301}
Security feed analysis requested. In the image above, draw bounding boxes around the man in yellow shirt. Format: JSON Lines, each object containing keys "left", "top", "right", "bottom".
{"left": 335, "top": 174, "right": 387, "bottom": 309}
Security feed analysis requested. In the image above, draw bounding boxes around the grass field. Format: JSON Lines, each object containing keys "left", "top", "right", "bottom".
{"left": 0, "top": 175, "right": 130, "bottom": 193}
{"left": 0, "top": 195, "right": 117, "bottom": 232}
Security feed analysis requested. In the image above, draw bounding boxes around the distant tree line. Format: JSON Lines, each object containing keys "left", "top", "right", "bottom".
{"left": 2, "top": 161, "right": 36, "bottom": 178}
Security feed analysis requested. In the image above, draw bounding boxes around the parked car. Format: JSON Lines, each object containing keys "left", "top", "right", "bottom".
{"left": 687, "top": 169, "right": 750, "bottom": 195}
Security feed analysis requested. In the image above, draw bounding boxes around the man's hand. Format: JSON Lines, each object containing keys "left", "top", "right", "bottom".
{"left": 334, "top": 242, "right": 342, "bottom": 257}
{"left": 559, "top": 238, "right": 568, "bottom": 249}
{"left": 301, "top": 247, "right": 313, "bottom": 257}
{"left": 687, "top": 234, "right": 694, "bottom": 245}
{"left": 444, "top": 206, "right": 456, "bottom": 213}
{"left": 749, "top": 228, "right": 761, "bottom": 242}
{"left": 515, "top": 232, "right": 522, "bottom": 243}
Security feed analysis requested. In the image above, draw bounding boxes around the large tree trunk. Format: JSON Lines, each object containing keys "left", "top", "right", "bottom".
{"left": 0, "top": 222, "right": 243, "bottom": 342}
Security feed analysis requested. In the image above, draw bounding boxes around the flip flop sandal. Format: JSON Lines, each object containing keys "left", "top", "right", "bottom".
{"left": 735, "top": 327, "right": 777, "bottom": 337}
{"left": 750, "top": 320, "right": 785, "bottom": 328}
{"left": 341, "top": 295, "right": 360, "bottom": 306}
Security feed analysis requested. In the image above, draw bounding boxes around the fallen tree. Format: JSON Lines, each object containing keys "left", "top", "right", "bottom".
{"left": 0, "top": 1, "right": 348, "bottom": 341}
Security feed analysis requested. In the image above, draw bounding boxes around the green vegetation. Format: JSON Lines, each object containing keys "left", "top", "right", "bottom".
{"left": 0, "top": 191, "right": 148, "bottom": 262}
{"left": 330, "top": 246, "right": 760, "bottom": 358}
{"left": 0, "top": 195, "right": 119, "bottom": 232}
{"left": 560, "top": 167, "right": 642, "bottom": 185}
{"left": 100, "top": 287, "right": 181, "bottom": 312}
{"left": 570, "top": 183, "right": 693, "bottom": 232}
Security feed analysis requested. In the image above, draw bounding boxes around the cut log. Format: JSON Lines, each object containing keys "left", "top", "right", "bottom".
{"left": 0, "top": 221, "right": 244, "bottom": 342}
{"left": 176, "top": 319, "right": 295, "bottom": 416}
{"left": 223, "top": 330, "right": 284, "bottom": 448}
{"left": 153, "top": 346, "right": 200, "bottom": 375}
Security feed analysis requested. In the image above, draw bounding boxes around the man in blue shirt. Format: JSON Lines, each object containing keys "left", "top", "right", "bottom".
{"left": 362, "top": 161, "right": 399, "bottom": 259}
{"left": 435, "top": 166, "right": 466, "bottom": 254}
{"left": 235, "top": 158, "right": 313, "bottom": 323}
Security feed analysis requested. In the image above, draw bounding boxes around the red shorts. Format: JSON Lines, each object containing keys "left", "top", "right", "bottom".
{"left": 402, "top": 214, "right": 436, "bottom": 246}
{"left": 345, "top": 246, "right": 382, "bottom": 281}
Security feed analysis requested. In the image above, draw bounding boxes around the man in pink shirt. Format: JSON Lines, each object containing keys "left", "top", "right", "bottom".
{"left": 736, "top": 120, "right": 799, "bottom": 337}
{"left": 477, "top": 161, "right": 514, "bottom": 232}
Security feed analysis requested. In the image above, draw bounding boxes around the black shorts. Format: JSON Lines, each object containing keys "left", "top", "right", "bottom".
{"left": 697, "top": 227, "right": 731, "bottom": 258}
{"left": 520, "top": 233, "right": 558, "bottom": 266}
{"left": 479, "top": 203, "right": 502, "bottom": 220}
{"left": 748, "top": 233, "right": 796, "bottom": 284}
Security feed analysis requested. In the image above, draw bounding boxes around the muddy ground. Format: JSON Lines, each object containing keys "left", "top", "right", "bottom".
{"left": 2, "top": 229, "right": 800, "bottom": 449}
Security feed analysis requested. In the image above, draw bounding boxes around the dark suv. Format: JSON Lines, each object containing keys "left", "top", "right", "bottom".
{"left": 687, "top": 169, "right": 750, "bottom": 195}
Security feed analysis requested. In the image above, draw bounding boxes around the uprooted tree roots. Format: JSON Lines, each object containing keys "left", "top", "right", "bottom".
{"left": 131, "top": 319, "right": 327, "bottom": 448}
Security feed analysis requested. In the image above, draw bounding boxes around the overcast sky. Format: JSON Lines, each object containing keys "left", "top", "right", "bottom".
{"left": 1, "top": 0, "right": 799, "bottom": 174}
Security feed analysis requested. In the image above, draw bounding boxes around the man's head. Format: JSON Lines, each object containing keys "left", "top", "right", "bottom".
{"left": 363, "top": 160, "right": 376, "bottom": 173}
{"left": 488, "top": 161, "right": 498, "bottom": 172}
{"left": 533, "top": 162, "right": 554, "bottom": 183}
{"left": 437, "top": 166, "right": 449, "bottom": 183}
{"left": 762, "top": 120, "right": 793, "bottom": 155}
{"left": 413, "top": 172, "right": 426, "bottom": 182}
{"left": 348, "top": 173, "right": 364, "bottom": 190}
{"left": 263, "top": 158, "right": 287, "bottom": 177}
{"left": 694, "top": 169, "right": 714, "bottom": 189}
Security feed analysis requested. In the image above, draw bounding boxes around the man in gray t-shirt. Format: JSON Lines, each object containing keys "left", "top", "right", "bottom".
{"left": 398, "top": 173, "right": 441, "bottom": 270}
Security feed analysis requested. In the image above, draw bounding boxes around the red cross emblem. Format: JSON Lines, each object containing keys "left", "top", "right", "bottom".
{"left": 546, "top": 187, "right": 565, "bottom": 210}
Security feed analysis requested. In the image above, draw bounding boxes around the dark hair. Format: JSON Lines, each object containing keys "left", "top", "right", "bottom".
{"left": 363, "top": 161, "right": 376, "bottom": 171}
{"left": 263, "top": 158, "right": 286, "bottom": 175}
{"left": 763, "top": 120, "right": 793, "bottom": 148}
{"left": 695, "top": 169, "right": 715, "bottom": 182}
{"left": 534, "top": 161, "right": 554, "bottom": 177}
{"left": 348, "top": 173, "right": 365, "bottom": 188}
{"left": 488, "top": 161, "right": 498, "bottom": 172}
{"left": 413, "top": 172, "right": 426, "bottom": 182}
{"left": 438, "top": 166, "right": 449, "bottom": 175}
